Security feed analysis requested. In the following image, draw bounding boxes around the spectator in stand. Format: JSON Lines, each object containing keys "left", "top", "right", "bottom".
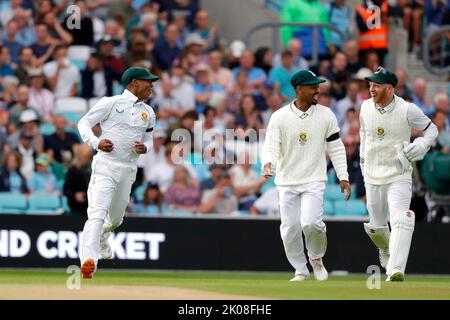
{"left": 15, "top": 47, "right": 37, "bottom": 84}
{"left": 273, "top": 38, "right": 309, "bottom": 71}
{"left": 433, "top": 93, "right": 450, "bottom": 130}
{"left": 1, "top": 20, "right": 23, "bottom": 65}
{"left": 230, "top": 151, "right": 267, "bottom": 210}
{"left": 325, "top": 51, "right": 348, "bottom": 82}
{"left": 194, "top": 63, "right": 225, "bottom": 114}
{"left": 165, "top": 164, "right": 202, "bottom": 213}
{"left": 8, "top": 84, "right": 36, "bottom": 131}
{"left": 97, "top": 35, "right": 125, "bottom": 75}
{"left": 133, "top": 182, "right": 165, "bottom": 215}
{"left": 343, "top": 138, "right": 365, "bottom": 198}
{"left": 30, "top": 23, "right": 56, "bottom": 65}
{"left": 363, "top": 50, "right": 381, "bottom": 73}
{"left": 140, "top": 11, "right": 160, "bottom": 42}
{"left": 179, "top": 33, "right": 209, "bottom": 76}
{"left": 164, "top": 0, "right": 199, "bottom": 30}
{"left": 399, "top": 0, "right": 424, "bottom": 55}
{"left": 235, "top": 94, "right": 264, "bottom": 138}
{"left": 200, "top": 163, "right": 225, "bottom": 191}
{"left": 81, "top": 53, "right": 121, "bottom": 99}
{"left": 43, "top": 44, "right": 81, "bottom": 98}
{"left": 0, "top": 45, "right": 14, "bottom": 77}
{"left": 227, "top": 70, "right": 252, "bottom": 114}
{"left": 353, "top": 67, "right": 372, "bottom": 100}
{"left": 167, "top": 63, "right": 196, "bottom": 111}
{"left": 226, "top": 40, "right": 246, "bottom": 70}
{"left": 261, "top": 93, "right": 283, "bottom": 127}
{"left": 27, "top": 68, "right": 55, "bottom": 123}
{"left": 107, "top": 0, "right": 136, "bottom": 23}
{"left": 122, "top": 32, "right": 154, "bottom": 70}
{"left": 41, "top": 11, "right": 73, "bottom": 45}
{"left": 27, "top": 153, "right": 58, "bottom": 194}
{"left": 0, "top": 110, "right": 8, "bottom": 160}
{"left": 200, "top": 170, "right": 238, "bottom": 214}
{"left": 1, "top": 76, "right": 19, "bottom": 111}
{"left": 35, "top": 0, "right": 54, "bottom": 23}
{"left": 0, "top": 150, "right": 28, "bottom": 193}
{"left": 254, "top": 47, "right": 273, "bottom": 75}
{"left": 232, "top": 50, "right": 266, "bottom": 91}
{"left": 98, "top": 19, "right": 126, "bottom": 57}
{"left": 137, "top": 128, "right": 167, "bottom": 183}
{"left": 152, "top": 23, "right": 181, "bottom": 72}
{"left": 269, "top": 49, "right": 299, "bottom": 102}
{"left": 14, "top": 131, "right": 37, "bottom": 181}
{"left": 344, "top": 40, "right": 363, "bottom": 75}
{"left": 63, "top": 144, "right": 91, "bottom": 215}
{"left": 208, "top": 50, "right": 233, "bottom": 93}
{"left": 336, "top": 79, "right": 363, "bottom": 126}
{"left": 190, "top": 9, "right": 223, "bottom": 52}
{"left": 431, "top": 110, "right": 450, "bottom": 153}
{"left": 394, "top": 68, "right": 413, "bottom": 100}
{"left": 253, "top": 79, "right": 274, "bottom": 112}
{"left": 1, "top": 0, "right": 31, "bottom": 28}
{"left": 152, "top": 76, "right": 185, "bottom": 129}
{"left": 63, "top": 0, "right": 94, "bottom": 46}
{"left": 326, "top": 0, "right": 352, "bottom": 51}
{"left": 44, "top": 115, "right": 80, "bottom": 164}
{"left": 412, "top": 77, "right": 434, "bottom": 117}
{"left": 11, "top": 7, "right": 36, "bottom": 48}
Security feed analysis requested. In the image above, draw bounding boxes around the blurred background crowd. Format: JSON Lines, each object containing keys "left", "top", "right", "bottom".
{"left": 0, "top": 0, "right": 449, "bottom": 221}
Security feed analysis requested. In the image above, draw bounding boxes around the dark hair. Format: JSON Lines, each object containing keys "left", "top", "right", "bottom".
{"left": 19, "top": 47, "right": 33, "bottom": 55}
{"left": 203, "top": 106, "right": 216, "bottom": 116}
{"left": 181, "top": 110, "right": 199, "bottom": 121}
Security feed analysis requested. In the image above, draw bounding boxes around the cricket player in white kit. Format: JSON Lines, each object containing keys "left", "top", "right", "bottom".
{"left": 360, "top": 66, "right": 438, "bottom": 281}
{"left": 78, "top": 67, "right": 159, "bottom": 278}
{"left": 262, "top": 70, "right": 351, "bottom": 282}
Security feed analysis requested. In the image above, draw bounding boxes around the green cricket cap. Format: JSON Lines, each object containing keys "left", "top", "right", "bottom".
{"left": 121, "top": 67, "right": 159, "bottom": 87}
{"left": 290, "top": 70, "right": 326, "bottom": 88}
{"left": 364, "top": 66, "right": 398, "bottom": 87}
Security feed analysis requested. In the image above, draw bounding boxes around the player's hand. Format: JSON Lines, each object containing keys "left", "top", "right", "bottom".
{"left": 98, "top": 139, "right": 114, "bottom": 152}
{"left": 404, "top": 138, "right": 428, "bottom": 162}
{"left": 75, "top": 191, "right": 86, "bottom": 203}
{"left": 133, "top": 141, "right": 147, "bottom": 154}
{"left": 263, "top": 163, "right": 273, "bottom": 179}
{"left": 340, "top": 180, "right": 351, "bottom": 201}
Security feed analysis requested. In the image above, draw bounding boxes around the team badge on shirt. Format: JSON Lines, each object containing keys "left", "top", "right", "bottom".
{"left": 141, "top": 112, "right": 148, "bottom": 121}
{"left": 376, "top": 127, "right": 385, "bottom": 140}
{"left": 299, "top": 132, "right": 308, "bottom": 145}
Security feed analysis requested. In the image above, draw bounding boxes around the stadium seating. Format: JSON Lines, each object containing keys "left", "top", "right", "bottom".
{"left": 55, "top": 97, "right": 88, "bottom": 114}
{"left": 333, "top": 200, "right": 367, "bottom": 216}
{"left": 57, "top": 111, "right": 83, "bottom": 126}
{"left": 0, "top": 192, "right": 28, "bottom": 214}
{"left": 324, "top": 184, "right": 343, "bottom": 201}
{"left": 323, "top": 200, "right": 334, "bottom": 216}
{"left": 27, "top": 193, "right": 63, "bottom": 215}
{"left": 68, "top": 45, "right": 91, "bottom": 71}
{"left": 39, "top": 123, "right": 56, "bottom": 135}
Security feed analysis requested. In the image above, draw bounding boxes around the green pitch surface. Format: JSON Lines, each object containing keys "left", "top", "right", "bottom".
{"left": 1, "top": 269, "right": 450, "bottom": 300}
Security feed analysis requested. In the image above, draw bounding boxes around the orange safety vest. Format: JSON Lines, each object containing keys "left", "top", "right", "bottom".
{"left": 356, "top": 1, "right": 388, "bottom": 50}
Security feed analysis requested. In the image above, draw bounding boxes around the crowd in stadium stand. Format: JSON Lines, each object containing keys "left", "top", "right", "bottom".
{"left": 0, "top": 0, "right": 449, "bottom": 220}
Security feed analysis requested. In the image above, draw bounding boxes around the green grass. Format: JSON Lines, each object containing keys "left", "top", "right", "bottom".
{"left": 1, "top": 269, "right": 450, "bottom": 299}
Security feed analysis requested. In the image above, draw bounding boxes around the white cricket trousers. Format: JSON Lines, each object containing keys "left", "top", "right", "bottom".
{"left": 277, "top": 181, "right": 327, "bottom": 276}
{"left": 365, "top": 180, "right": 412, "bottom": 227}
{"left": 80, "top": 156, "right": 137, "bottom": 265}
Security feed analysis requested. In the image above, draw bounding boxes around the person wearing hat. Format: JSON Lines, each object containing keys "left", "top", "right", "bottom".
{"left": 77, "top": 66, "right": 159, "bottom": 279}
{"left": 262, "top": 70, "right": 351, "bottom": 282}
{"left": 359, "top": 66, "right": 438, "bottom": 282}
{"left": 27, "top": 153, "right": 57, "bottom": 194}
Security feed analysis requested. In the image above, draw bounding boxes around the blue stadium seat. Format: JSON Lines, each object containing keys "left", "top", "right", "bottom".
{"left": 324, "top": 184, "right": 342, "bottom": 201}
{"left": 327, "top": 170, "right": 337, "bottom": 184}
{"left": 57, "top": 111, "right": 83, "bottom": 125}
{"left": 334, "top": 200, "right": 368, "bottom": 216}
{"left": 170, "top": 209, "right": 194, "bottom": 217}
{"left": 61, "top": 195, "right": 70, "bottom": 213}
{"left": 0, "top": 192, "right": 27, "bottom": 214}
{"left": 323, "top": 200, "right": 334, "bottom": 216}
{"left": 27, "top": 193, "right": 63, "bottom": 215}
{"left": 39, "top": 123, "right": 55, "bottom": 135}
{"left": 133, "top": 184, "right": 146, "bottom": 202}
{"left": 71, "top": 59, "right": 86, "bottom": 71}
{"left": 113, "top": 82, "right": 124, "bottom": 95}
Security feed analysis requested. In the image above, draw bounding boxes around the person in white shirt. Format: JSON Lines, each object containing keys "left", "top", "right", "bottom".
{"left": 262, "top": 70, "right": 351, "bottom": 282}
{"left": 77, "top": 67, "right": 159, "bottom": 279}
{"left": 360, "top": 66, "right": 438, "bottom": 282}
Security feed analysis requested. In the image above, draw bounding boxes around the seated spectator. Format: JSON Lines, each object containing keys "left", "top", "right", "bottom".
{"left": 122, "top": 33, "right": 154, "bottom": 70}
{"left": 7, "top": 109, "right": 44, "bottom": 154}
{"left": 27, "top": 153, "right": 58, "bottom": 194}
{"left": 230, "top": 151, "right": 267, "bottom": 210}
{"left": 137, "top": 128, "right": 167, "bottom": 182}
{"left": 0, "top": 110, "right": 8, "bottom": 160}
{"left": 190, "top": 9, "right": 223, "bottom": 52}
{"left": 394, "top": 68, "right": 413, "bottom": 100}
{"left": 44, "top": 115, "right": 80, "bottom": 164}
{"left": 325, "top": 51, "right": 348, "bottom": 82}
{"left": 261, "top": 93, "right": 283, "bottom": 127}
{"left": 176, "top": 33, "right": 209, "bottom": 76}
{"left": 227, "top": 70, "right": 253, "bottom": 114}
{"left": 152, "top": 23, "right": 181, "bottom": 72}
{"left": 0, "top": 150, "right": 28, "bottom": 193}
{"left": 27, "top": 68, "right": 55, "bottom": 123}
{"left": 431, "top": 110, "right": 450, "bottom": 153}
{"left": 232, "top": 50, "right": 266, "bottom": 91}
{"left": 2, "top": 20, "right": 23, "bottom": 65}
{"left": 133, "top": 183, "right": 165, "bottom": 215}
{"left": 341, "top": 108, "right": 359, "bottom": 138}
{"left": 97, "top": 19, "right": 126, "bottom": 57}
{"left": 269, "top": 49, "right": 299, "bottom": 101}
{"left": 412, "top": 77, "right": 434, "bottom": 117}
{"left": 0, "top": 45, "right": 14, "bottom": 77}
{"left": 11, "top": 7, "right": 36, "bottom": 48}
{"left": 30, "top": 23, "right": 56, "bottom": 65}
{"left": 81, "top": 53, "right": 120, "bottom": 99}
{"left": 344, "top": 139, "right": 365, "bottom": 198}
{"left": 235, "top": 94, "right": 264, "bottom": 138}
{"left": 273, "top": 38, "right": 309, "bottom": 71}
{"left": 8, "top": 84, "right": 36, "bottom": 131}
{"left": 336, "top": 80, "right": 363, "bottom": 126}
{"left": 200, "top": 163, "right": 226, "bottom": 191}
{"left": 199, "top": 171, "right": 238, "bottom": 214}
{"left": 165, "top": 165, "right": 202, "bottom": 213}
{"left": 344, "top": 40, "right": 363, "bottom": 75}
{"left": 63, "top": 144, "right": 91, "bottom": 215}
{"left": 363, "top": 50, "right": 381, "bottom": 73}
{"left": 353, "top": 67, "right": 372, "bottom": 100}
{"left": 63, "top": 0, "right": 94, "bottom": 46}
{"left": 15, "top": 47, "right": 38, "bottom": 84}
{"left": 253, "top": 79, "right": 274, "bottom": 112}
{"left": 254, "top": 47, "right": 273, "bottom": 75}
{"left": 250, "top": 187, "right": 279, "bottom": 216}
{"left": 41, "top": 11, "right": 73, "bottom": 45}
{"left": 433, "top": 93, "right": 450, "bottom": 131}
{"left": 225, "top": 40, "right": 246, "bottom": 69}
{"left": 97, "top": 35, "right": 126, "bottom": 75}
{"left": 14, "top": 131, "right": 37, "bottom": 181}
{"left": 208, "top": 50, "right": 233, "bottom": 93}
{"left": 43, "top": 45, "right": 81, "bottom": 98}
{"left": 194, "top": 63, "right": 225, "bottom": 114}
{"left": 1, "top": 75, "right": 19, "bottom": 110}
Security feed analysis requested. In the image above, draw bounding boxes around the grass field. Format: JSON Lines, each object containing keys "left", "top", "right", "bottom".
{"left": 1, "top": 269, "right": 450, "bottom": 300}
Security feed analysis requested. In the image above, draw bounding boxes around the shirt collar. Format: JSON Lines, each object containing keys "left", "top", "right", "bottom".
{"left": 122, "top": 89, "right": 140, "bottom": 104}
{"left": 375, "top": 95, "right": 396, "bottom": 114}
{"left": 290, "top": 100, "right": 315, "bottom": 119}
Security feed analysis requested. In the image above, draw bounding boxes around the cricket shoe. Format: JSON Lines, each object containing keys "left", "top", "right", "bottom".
{"left": 289, "top": 274, "right": 309, "bottom": 282}
{"left": 379, "top": 248, "right": 389, "bottom": 269}
{"left": 99, "top": 232, "right": 112, "bottom": 260}
{"left": 310, "top": 258, "right": 328, "bottom": 281}
{"left": 81, "top": 258, "right": 96, "bottom": 279}
{"left": 386, "top": 269, "right": 405, "bottom": 282}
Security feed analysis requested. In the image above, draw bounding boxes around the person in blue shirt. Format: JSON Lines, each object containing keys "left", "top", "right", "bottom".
{"left": 269, "top": 49, "right": 299, "bottom": 101}
{"left": 27, "top": 153, "right": 57, "bottom": 194}
{"left": 152, "top": 23, "right": 182, "bottom": 72}
{"left": 0, "top": 150, "right": 28, "bottom": 193}
{"left": 232, "top": 50, "right": 266, "bottom": 90}
{"left": 0, "top": 45, "right": 14, "bottom": 77}
{"left": 194, "top": 63, "right": 225, "bottom": 114}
